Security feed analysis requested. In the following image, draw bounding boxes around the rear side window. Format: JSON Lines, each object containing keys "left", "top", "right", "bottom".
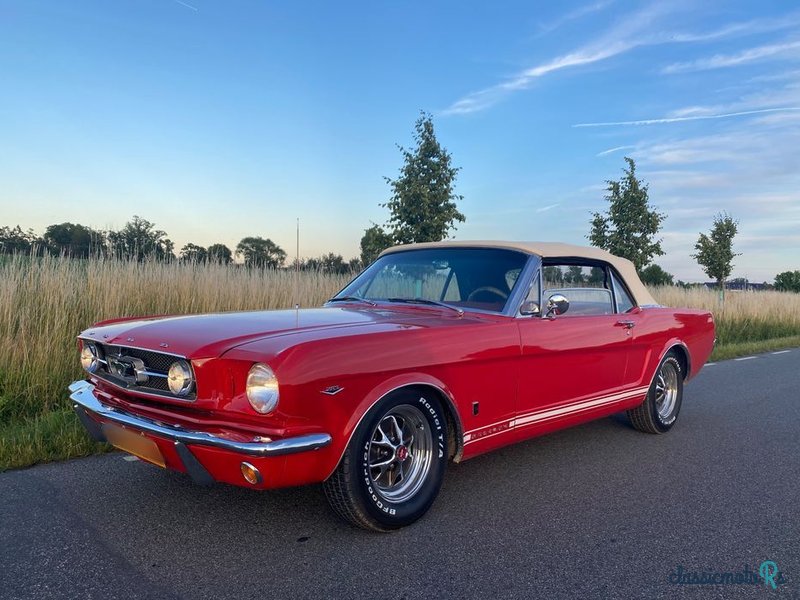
{"left": 541, "top": 263, "right": 613, "bottom": 316}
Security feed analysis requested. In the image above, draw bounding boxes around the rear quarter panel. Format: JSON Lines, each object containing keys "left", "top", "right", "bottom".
{"left": 625, "top": 307, "right": 715, "bottom": 398}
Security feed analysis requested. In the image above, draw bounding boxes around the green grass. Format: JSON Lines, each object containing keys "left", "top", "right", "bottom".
{"left": 0, "top": 410, "right": 110, "bottom": 472}
{"left": 709, "top": 336, "right": 800, "bottom": 362}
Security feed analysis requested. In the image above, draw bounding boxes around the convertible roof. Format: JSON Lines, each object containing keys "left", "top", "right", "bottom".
{"left": 380, "top": 240, "right": 658, "bottom": 307}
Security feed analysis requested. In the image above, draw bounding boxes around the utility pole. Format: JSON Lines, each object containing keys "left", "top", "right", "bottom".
{"left": 295, "top": 218, "right": 300, "bottom": 310}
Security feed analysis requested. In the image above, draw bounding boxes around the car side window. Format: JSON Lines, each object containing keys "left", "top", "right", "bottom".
{"left": 541, "top": 263, "right": 614, "bottom": 316}
{"left": 610, "top": 270, "right": 635, "bottom": 313}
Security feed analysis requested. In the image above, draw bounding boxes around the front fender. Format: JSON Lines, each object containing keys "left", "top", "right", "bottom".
{"left": 324, "top": 372, "right": 464, "bottom": 480}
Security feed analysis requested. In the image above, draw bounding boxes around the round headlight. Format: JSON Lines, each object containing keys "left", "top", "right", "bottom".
{"left": 167, "top": 360, "right": 194, "bottom": 396}
{"left": 80, "top": 344, "right": 100, "bottom": 373}
{"left": 246, "top": 363, "right": 279, "bottom": 414}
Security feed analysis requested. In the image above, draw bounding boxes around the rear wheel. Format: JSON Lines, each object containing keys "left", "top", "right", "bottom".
{"left": 628, "top": 353, "right": 683, "bottom": 434}
{"left": 323, "top": 389, "right": 448, "bottom": 531}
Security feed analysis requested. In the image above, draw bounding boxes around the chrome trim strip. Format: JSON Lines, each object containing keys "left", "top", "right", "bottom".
{"left": 90, "top": 373, "right": 197, "bottom": 403}
{"left": 79, "top": 338, "right": 189, "bottom": 359}
{"left": 68, "top": 380, "right": 332, "bottom": 458}
{"left": 508, "top": 255, "right": 542, "bottom": 318}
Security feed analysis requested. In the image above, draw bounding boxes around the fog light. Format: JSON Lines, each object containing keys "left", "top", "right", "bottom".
{"left": 240, "top": 462, "right": 262, "bottom": 485}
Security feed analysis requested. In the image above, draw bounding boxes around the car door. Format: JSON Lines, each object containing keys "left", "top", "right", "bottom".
{"left": 514, "top": 261, "right": 633, "bottom": 440}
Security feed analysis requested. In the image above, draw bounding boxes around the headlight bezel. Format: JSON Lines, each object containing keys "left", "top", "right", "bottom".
{"left": 246, "top": 363, "right": 280, "bottom": 415}
{"left": 167, "top": 360, "right": 194, "bottom": 397}
{"left": 80, "top": 343, "right": 100, "bottom": 374}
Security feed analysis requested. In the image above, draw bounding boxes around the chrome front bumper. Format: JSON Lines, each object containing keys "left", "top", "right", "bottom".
{"left": 69, "top": 380, "right": 332, "bottom": 484}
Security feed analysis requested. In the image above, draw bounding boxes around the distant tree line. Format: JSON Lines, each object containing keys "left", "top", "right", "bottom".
{"left": 0, "top": 216, "right": 361, "bottom": 273}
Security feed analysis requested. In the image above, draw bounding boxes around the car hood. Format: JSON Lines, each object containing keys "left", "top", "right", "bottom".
{"left": 79, "top": 306, "right": 461, "bottom": 358}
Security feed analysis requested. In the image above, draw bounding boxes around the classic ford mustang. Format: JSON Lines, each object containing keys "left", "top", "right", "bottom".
{"left": 70, "top": 241, "right": 715, "bottom": 530}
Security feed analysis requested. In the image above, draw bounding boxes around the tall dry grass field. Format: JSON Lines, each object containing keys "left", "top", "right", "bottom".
{"left": 0, "top": 255, "right": 349, "bottom": 456}
{"left": 651, "top": 285, "right": 800, "bottom": 355}
{"left": 1, "top": 255, "right": 799, "bottom": 469}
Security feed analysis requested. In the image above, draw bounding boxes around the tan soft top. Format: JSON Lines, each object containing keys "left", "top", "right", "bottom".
{"left": 380, "top": 240, "right": 658, "bottom": 307}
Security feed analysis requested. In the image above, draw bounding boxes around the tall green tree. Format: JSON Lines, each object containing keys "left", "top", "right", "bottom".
{"left": 589, "top": 157, "right": 666, "bottom": 272}
{"left": 360, "top": 224, "right": 394, "bottom": 265}
{"left": 383, "top": 112, "right": 465, "bottom": 244}
{"left": 207, "top": 243, "right": 233, "bottom": 264}
{"left": 692, "top": 212, "right": 740, "bottom": 299}
{"left": 639, "top": 264, "right": 674, "bottom": 286}
{"left": 236, "top": 236, "right": 286, "bottom": 268}
{"left": 43, "top": 222, "right": 104, "bottom": 258}
{"left": 775, "top": 270, "right": 800, "bottom": 293}
{"left": 106, "top": 216, "right": 174, "bottom": 261}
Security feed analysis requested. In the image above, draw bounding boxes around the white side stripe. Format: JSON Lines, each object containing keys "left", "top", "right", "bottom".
{"left": 464, "top": 386, "right": 649, "bottom": 445}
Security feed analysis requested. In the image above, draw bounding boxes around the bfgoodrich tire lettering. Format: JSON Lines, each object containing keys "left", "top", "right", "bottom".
{"left": 627, "top": 353, "right": 683, "bottom": 434}
{"left": 323, "top": 389, "right": 447, "bottom": 531}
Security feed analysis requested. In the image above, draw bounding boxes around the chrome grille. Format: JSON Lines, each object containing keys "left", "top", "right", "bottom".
{"left": 86, "top": 341, "right": 195, "bottom": 401}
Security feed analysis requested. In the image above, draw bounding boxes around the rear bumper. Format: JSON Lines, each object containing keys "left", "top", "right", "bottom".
{"left": 69, "top": 380, "right": 332, "bottom": 486}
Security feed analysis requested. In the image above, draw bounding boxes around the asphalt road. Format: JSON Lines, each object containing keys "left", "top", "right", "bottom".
{"left": 2, "top": 351, "right": 798, "bottom": 600}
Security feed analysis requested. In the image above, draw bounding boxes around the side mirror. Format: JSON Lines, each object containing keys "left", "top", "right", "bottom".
{"left": 545, "top": 294, "right": 569, "bottom": 319}
{"left": 519, "top": 300, "right": 540, "bottom": 316}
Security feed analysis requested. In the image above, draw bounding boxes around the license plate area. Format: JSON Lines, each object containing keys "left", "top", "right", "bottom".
{"left": 102, "top": 423, "right": 166, "bottom": 468}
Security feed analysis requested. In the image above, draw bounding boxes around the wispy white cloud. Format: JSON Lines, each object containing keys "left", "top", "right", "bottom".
{"left": 443, "top": 7, "right": 800, "bottom": 116}
{"left": 443, "top": 3, "right": 670, "bottom": 115}
{"left": 596, "top": 145, "right": 636, "bottom": 156}
{"left": 663, "top": 39, "right": 800, "bottom": 74}
{"left": 172, "top": 0, "right": 198, "bottom": 11}
{"left": 573, "top": 107, "right": 800, "bottom": 127}
{"left": 536, "top": 202, "right": 561, "bottom": 213}
{"left": 535, "top": 1, "right": 615, "bottom": 36}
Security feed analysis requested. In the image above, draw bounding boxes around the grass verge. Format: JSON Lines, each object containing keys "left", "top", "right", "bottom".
{"left": 709, "top": 336, "right": 800, "bottom": 362}
{"left": 0, "top": 410, "right": 110, "bottom": 472}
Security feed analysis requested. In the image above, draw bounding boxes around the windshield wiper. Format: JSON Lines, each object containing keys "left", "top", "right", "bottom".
{"left": 327, "top": 296, "right": 377, "bottom": 306}
{"left": 386, "top": 297, "right": 464, "bottom": 316}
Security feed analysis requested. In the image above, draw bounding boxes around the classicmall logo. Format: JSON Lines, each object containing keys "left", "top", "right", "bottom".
{"left": 668, "top": 560, "right": 787, "bottom": 588}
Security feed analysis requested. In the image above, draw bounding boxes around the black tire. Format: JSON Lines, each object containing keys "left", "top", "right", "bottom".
{"left": 323, "top": 389, "right": 448, "bottom": 531}
{"left": 627, "top": 353, "right": 683, "bottom": 434}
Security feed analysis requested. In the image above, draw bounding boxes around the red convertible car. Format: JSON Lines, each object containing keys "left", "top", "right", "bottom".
{"left": 70, "top": 241, "right": 715, "bottom": 530}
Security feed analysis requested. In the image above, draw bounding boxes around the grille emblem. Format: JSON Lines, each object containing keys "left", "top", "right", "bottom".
{"left": 107, "top": 355, "right": 149, "bottom": 384}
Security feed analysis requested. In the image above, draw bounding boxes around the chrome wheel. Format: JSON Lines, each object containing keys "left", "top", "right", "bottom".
{"left": 655, "top": 360, "right": 679, "bottom": 420}
{"left": 368, "top": 404, "right": 433, "bottom": 503}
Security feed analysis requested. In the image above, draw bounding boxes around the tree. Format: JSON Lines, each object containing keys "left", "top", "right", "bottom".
{"left": 180, "top": 243, "right": 208, "bottom": 262}
{"left": 43, "top": 222, "right": 104, "bottom": 258}
{"left": 360, "top": 224, "right": 394, "bottom": 266}
{"left": 588, "top": 157, "right": 666, "bottom": 272}
{"left": 383, "top": 111, "right": 465, "bottom": 244}
{"left": 236, "top": 236, "right": 286, "bottom": 268}
{"left": 640, "top": 264, "right": 674, "bottom": 286}
{"left": 207, "top": 243, "right": 233, "bottom": 264}
{"left": 775, "top": 270, "right": 800, "bottom": 293}
{"left": 300, "top": 253, "right": 350, "bottom": 274}
{"left": 106, "top": 216, "right": 174, "bottom": 261}
{"left": 0, "top": 225, "right": 42, "bottom": 254}
{"left": 692, "top": 213, "right": 740, "bottom": 299}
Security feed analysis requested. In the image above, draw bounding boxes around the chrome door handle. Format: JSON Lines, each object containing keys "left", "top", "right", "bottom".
{"left": 616, "top": 320, "right": 636, "bottom": 329}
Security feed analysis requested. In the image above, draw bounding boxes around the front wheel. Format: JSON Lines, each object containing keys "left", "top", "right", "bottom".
{"left": 323, "top": 390, "right": 448, "bottom": 531}
{"left": 627, "top": 353, "right": 683, "bottom": 434}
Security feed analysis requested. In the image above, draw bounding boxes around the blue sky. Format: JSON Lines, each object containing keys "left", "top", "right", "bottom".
{"left": 1, "top": 0, "right": 799, "bottom": 282}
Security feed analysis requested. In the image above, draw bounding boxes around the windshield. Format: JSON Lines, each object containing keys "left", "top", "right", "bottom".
{"left": 332, "top": 248, "right": 529, "bottom": 313}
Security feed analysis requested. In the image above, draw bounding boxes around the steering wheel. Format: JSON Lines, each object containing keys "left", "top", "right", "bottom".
{"left": 467, "top": 286, "right": 508, "bottom": 303}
